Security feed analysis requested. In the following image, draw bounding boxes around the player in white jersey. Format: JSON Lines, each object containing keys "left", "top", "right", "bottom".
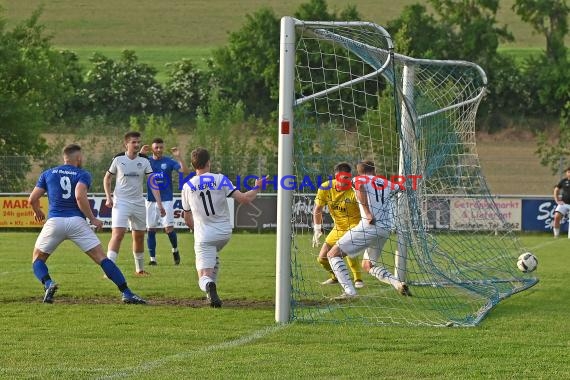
{"left": 104, "top": 131, "right": 166, "bottom": 276}
{"left": 327, "top": 160, "right": 411, "bottom": 299}
{"left": 29, "top": 144, "right": 146, "bottom": 304}
{"left": 181, "top": 147, "right": 265, "bottom": 307}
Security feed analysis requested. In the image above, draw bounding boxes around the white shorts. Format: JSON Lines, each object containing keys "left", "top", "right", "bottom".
{"left": 194, "top": 238, "right": 230, "bottom": 270}
{"left": 146, "top": 200, "right": 174, "bottom": 229}
{"left": 555, "top": 203, "right": 570, "bottom": 217}
{"left": 337, "top": 221, "right": 389, "bottom": 258}
{"left": 111, "top": 198, "right": 146, "bottom": 230}
{"left": 35, "top": 216, "right": 100, "bottom": 254}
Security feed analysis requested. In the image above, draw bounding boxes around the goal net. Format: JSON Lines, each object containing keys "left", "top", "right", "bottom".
{"left": 275, "top": 17, "right": 538, "bottom": 327}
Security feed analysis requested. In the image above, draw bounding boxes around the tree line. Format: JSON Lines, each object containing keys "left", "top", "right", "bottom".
{"left": 0, "top": 0, "right": 568, "bottom": 192}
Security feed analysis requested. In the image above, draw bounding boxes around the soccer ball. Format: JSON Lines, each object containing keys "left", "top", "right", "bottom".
{"left": 517, "top": 252, "right": 538, "bottom": 273}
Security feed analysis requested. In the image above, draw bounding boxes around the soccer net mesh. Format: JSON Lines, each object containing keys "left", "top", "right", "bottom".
{"left": 280, "top": 18, "right": 538, "bottom": 327}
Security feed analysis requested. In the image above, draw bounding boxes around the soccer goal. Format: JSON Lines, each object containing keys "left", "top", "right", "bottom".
{"left": 275, "top": 17, "right": 538, "bottom": 327}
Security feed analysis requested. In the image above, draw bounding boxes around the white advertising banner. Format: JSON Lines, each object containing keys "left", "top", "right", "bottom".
{"left": 449, "top": 197, "right": 522, "bottom": 231}
{"left": 87, "top": 195, "right": 234, "bottom": 229}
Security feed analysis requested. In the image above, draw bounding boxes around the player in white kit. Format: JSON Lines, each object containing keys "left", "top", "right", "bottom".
{"left": 180, "top": 147, "right": 265, "bottom": 307}
{"left": 327, "top": 160, "right": 411, "bottom": 299}
{"left": 104, "top": 131, "right": 166, "bottom": 275}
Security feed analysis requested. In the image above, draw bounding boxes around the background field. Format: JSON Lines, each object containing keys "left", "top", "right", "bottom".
{"left": 2, "top": 0, "right": 561, "bottom": 195}
{"left": 2, "top": 0, "right": 548, "bottom": 48}
{"left": 0, "top": 232, "right": 569, "bottom": 378}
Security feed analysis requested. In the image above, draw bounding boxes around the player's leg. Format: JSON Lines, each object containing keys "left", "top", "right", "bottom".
{"left": 317, "top": 241, "right": 337, "bottom": 284}
{"left": 147, "top": 228, "right": 157, "bottom": 264}
{"left": 346, "top": 256, "right": 364, "bottom": 288}
{"left": 552, "top": 204, "right": 570, "bottom": 238}
{"left": 328, "top": 225, "right": 365, "bottom": 297}
{"left": 553, "top": 211, "right": 562, "bottom": 237}
{"left": 131, "top": 203, "right": 149, "bottom": 275}
{"left": 108, "top": 202, "right": 129, "bottom": 262}
{"left": 165, "top": 226, "right": 179, "bottom": 265}
{"left": 195, "top": 239, "right": 229, "bottom": 307}
{"left": 69, "top": 218, "right": 146, "bottom": 304}
{"left": 146, "top": 200, "right": 159, "bottom": 264}
{"left": 327, "top": 245, "right": 357, "bottom": 298}
{"left": 32, "top": 218, "right": 64, "bottom": 303}
{"left": 364, "top": 234, "right": 411, "bottom": 296}
{"left": 87, "top": 246, "right": 146, "bottom": 304}
{"left": 162, "top": 201, "right": 180, "bottom": 265}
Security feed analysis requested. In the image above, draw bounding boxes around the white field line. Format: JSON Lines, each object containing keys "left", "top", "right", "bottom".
{"left": 527, "top": 238, "right": 559, "bottom": 252}
{"left": 97, "top": 323, "right": 290, "bottom": 379}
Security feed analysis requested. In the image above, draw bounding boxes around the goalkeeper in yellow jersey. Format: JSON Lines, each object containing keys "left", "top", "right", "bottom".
{"left": 312, "top": 162, "right": 364, "bottom": 288}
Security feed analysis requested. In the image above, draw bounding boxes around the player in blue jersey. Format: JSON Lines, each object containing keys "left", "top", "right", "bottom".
{"left": 29, "top": 144, "right": 146, "bottom": 304}
{"left": 140, "top": 138, "right": 189, "bottom": 265}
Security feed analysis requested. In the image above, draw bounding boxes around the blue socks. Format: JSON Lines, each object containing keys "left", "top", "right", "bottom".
{"left": 32, "top": 259, "right": 52, "bottom": 289}
{"left": 167, "top": 231, "right": 178, "bottom": 249}
{"left": 100, "top": 258, "right": 129, "bottom": 293}
{"left": 147, "top": 231, "right": 157, "bottom": 258}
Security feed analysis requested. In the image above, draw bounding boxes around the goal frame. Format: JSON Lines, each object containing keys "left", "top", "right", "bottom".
{"left": 275, "top": 16, "right": 511, "bottom": 325}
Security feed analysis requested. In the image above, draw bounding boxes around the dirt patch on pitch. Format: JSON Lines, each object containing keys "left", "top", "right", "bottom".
{"left": 8, "top": 296, "right": 274, "bottom": 308}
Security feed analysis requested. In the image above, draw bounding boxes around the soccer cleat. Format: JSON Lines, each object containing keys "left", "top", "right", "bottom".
{"left": 321, "top": 278, "right": 339, "bottom": 285}
{"left": 206, "top": 282, "right": 222, "bottom": 308}
{"left": 43, "top": 282, "right": 59, "bottom": 303}
{"left": 354, "top": 280, "right": 365, "bottom": 289}
{"left": 173, "top": 250, "right": 180, "bottom": 265}
{"left": 135, "top": 270, "right": 151, "bottom": 277}
{"left": 333, "top": 292, "right": 358, "bottom": 300}
{"left": 148, "top": 261, "right": 157, "bottom": 266}
{"left": 397, "top": 282, "right": 412, "bottom": 297}
{"left": 122, "top": 292, "right": 147, "bottom": 304}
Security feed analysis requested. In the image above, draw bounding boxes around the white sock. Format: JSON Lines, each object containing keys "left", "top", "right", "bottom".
{"left": 554, "top": 227, "right": 560, "bottom": 237}
{"left": 107, "top": 251, "right": 118, "bottom": 263}
{"left": 134, "top": 252, "right": 144, "bottom": 272}
{"left": 211, "top": 257, "right": 220, "bottom": 283}
{"left": 369, "top": 266, "right": 401, "bottom": 289}
{"left": 150, "top": 257, "right": 157, "bottom": 262}
{"left": 198, "top": 275, "right": 214, "bottom": 292}
{"left": 328, "top": 256, "right": 356, "bottom": 295}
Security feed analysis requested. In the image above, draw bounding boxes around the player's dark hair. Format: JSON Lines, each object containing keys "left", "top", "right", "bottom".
{"left": 566, "top": 167, "right": 570, "bottom": 172}
{"left": 191, "top": 147, "right": 210, "bottom": 169}
{"left": 124, "top": 131, "right": 141, "bottom": 142}
{"left": 62, "top": 143, "right": 82, "bottom": 157}
{"left": 357, "top": 160, "right": 375, "bottom": 174}
{"left": 152, "top": 137, "right": 164, "bottom": 144}
{"left": 334, "top": 162, "right": 352, "bottom": 174}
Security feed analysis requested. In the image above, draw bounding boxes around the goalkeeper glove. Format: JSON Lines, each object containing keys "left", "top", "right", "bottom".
{"left": 312, "top": 224, "right": 323, "bottom": 248}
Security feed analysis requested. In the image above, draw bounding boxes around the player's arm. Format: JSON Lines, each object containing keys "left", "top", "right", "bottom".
{"left": 313, "top": 203, "right": 324, "bottom": 226}
{"left": 554, "top": 186, "right": 562, "bottom": 204}
{"left": 183, "top": 210, "right": 194, "bottom": 230}
{"left": 312, "top": 202, "right": 324, "bottom": 247}
{"left": 171, "top": 147, "right": 190, "bottom": 175}
{"left": 28, "top": 187, "right": 46, "bottom": 222}
{"left": 232, "top": 176, "right": 267, "bottom": 204}
{"left": 103, "top": 171, "right": 114, "bottom": 208}
{"left": 146, "top": 170, "right": 166, "bottom": 216}
{"left": 139, "top": 144, "right": 150, "bottom": 156}
{"left": 181, "top": 188, "right": 194, "bottom": 230}
{"left": 75, "top": 182, "right": 103, "bottom": 230}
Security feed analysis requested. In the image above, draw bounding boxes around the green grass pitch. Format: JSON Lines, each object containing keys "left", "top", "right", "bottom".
{"left": 0, "top": 231, "right": 569, "bottom": 378}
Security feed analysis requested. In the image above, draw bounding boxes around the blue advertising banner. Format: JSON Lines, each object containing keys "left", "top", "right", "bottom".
{"left": 521, "top": 198, "right": 568, "bottom": 233}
